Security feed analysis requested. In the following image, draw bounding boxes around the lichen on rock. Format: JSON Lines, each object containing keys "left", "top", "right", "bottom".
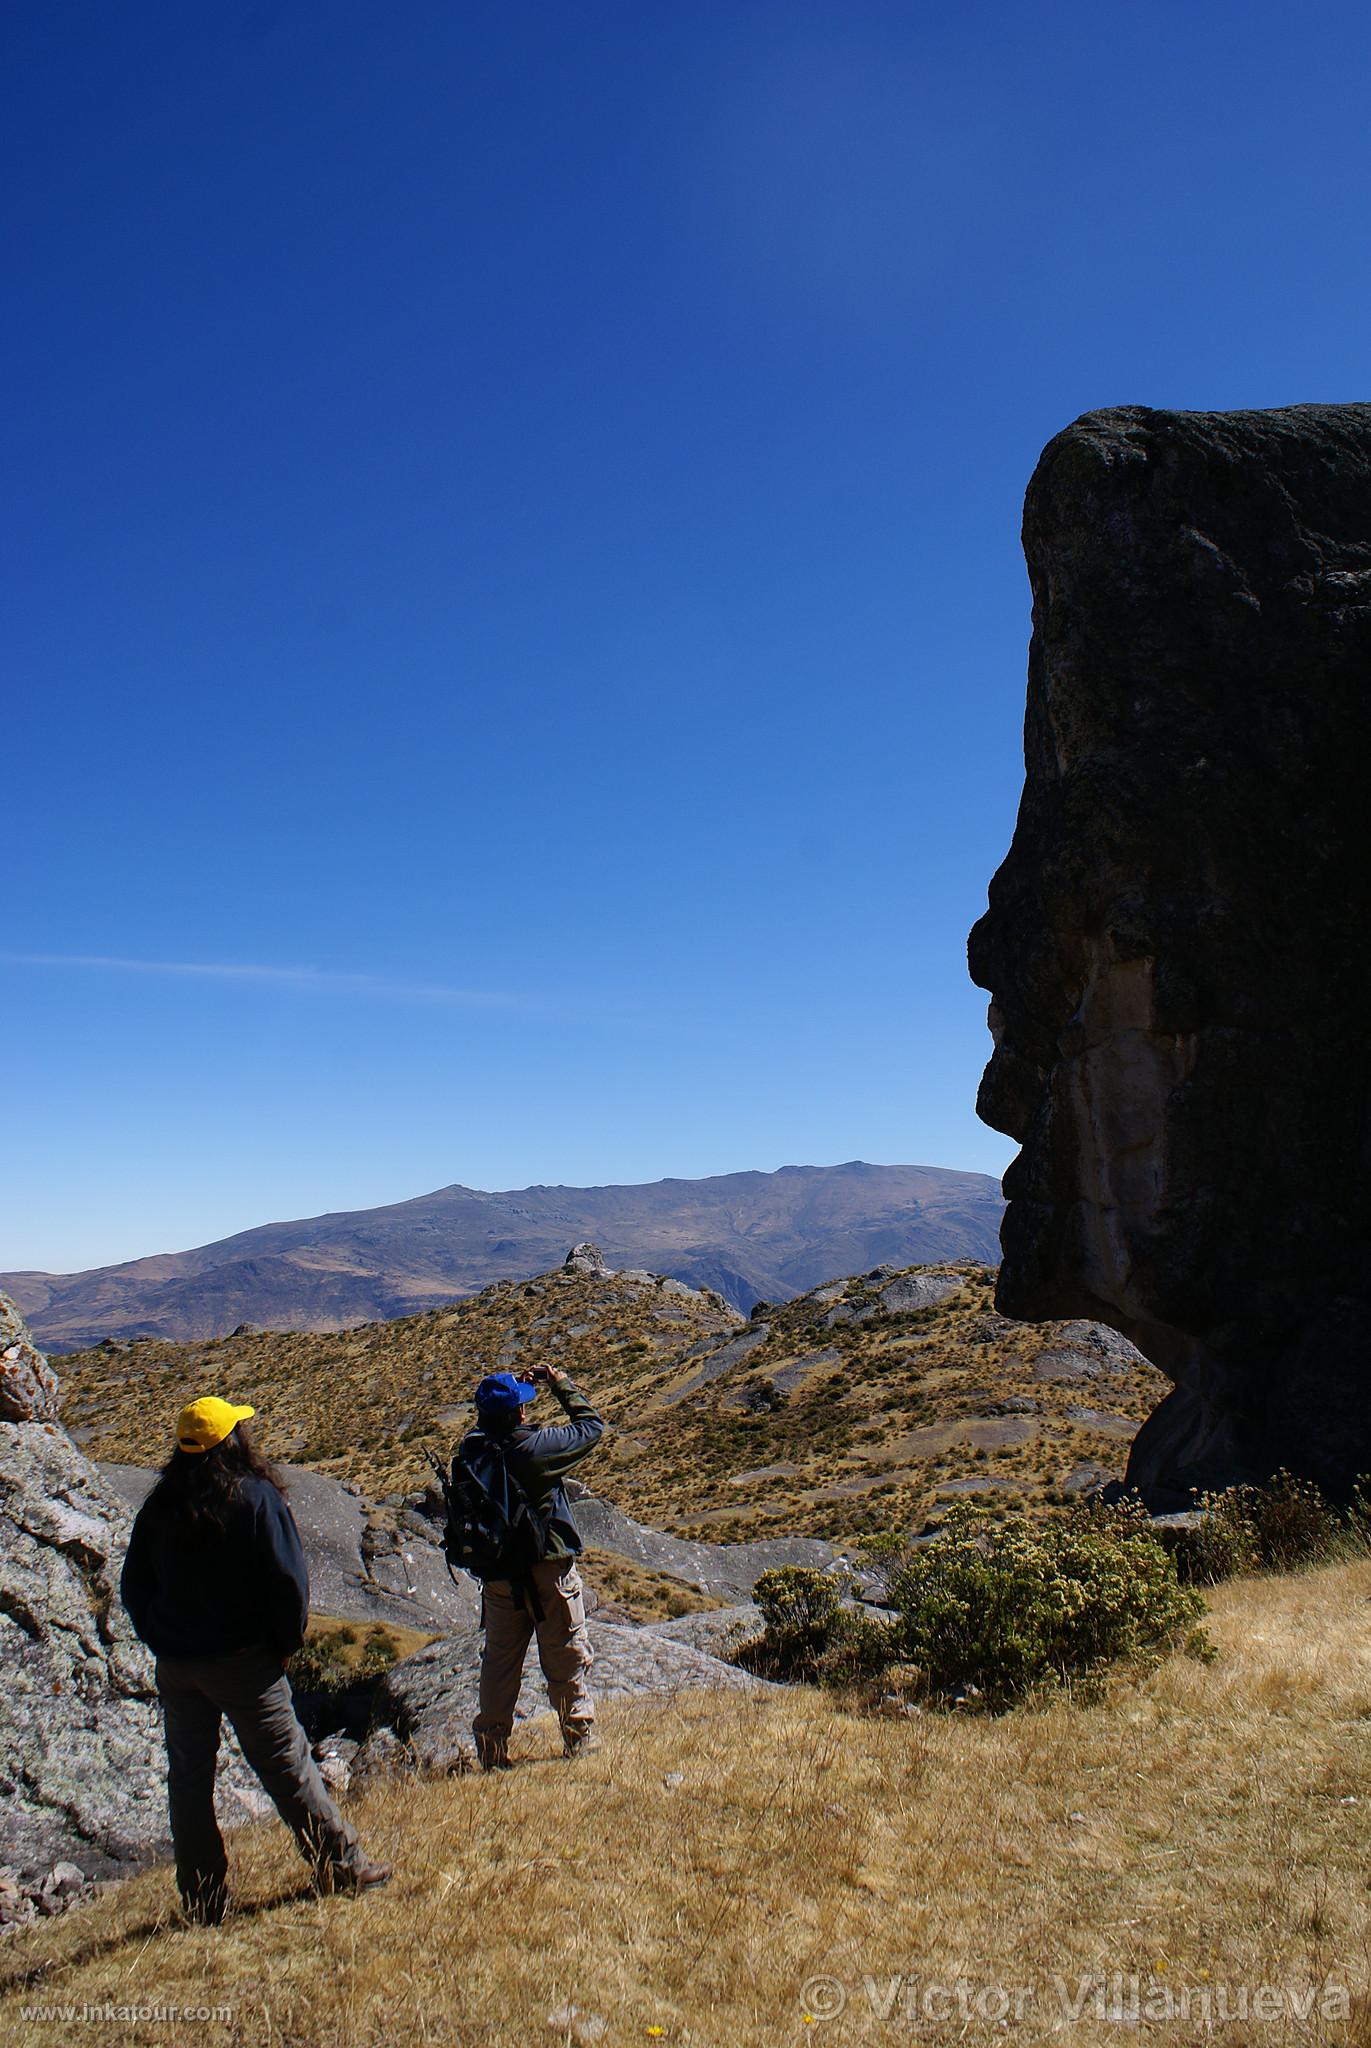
{"left": 0, "top": 1292, "right": 259, "bottom": 1887}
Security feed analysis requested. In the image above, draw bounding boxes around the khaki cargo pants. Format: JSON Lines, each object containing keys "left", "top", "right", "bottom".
{"left": 472, "top": 1558, "right": 595, "bottom": 1763}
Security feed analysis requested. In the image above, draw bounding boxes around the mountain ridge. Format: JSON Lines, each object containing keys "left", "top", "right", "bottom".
{"left": 4, "top": 1160, "right": 1004, "bottom": 1350}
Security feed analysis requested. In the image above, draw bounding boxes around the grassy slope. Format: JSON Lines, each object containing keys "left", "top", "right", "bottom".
{"left": 3, "top": 1560, "right": 1368, "bottom": 2046}
{"left": 56, "top": 1263, "right": 1169, "bottom": 1541}
{"left": 591, "top": 1264, "right": 1168, "bottom": 1543}
{"left": 55, "top": 1265, "right": 744, "bottom": 1501}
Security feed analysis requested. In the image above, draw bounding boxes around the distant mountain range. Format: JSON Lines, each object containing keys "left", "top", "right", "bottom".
{"left": 4, "top": 1160, "right": 1004, "bottom": 1350}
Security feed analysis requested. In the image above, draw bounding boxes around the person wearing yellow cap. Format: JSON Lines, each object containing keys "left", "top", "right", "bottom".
{"left": 120, "top": 1396, "right": 391, "bottom": 1924}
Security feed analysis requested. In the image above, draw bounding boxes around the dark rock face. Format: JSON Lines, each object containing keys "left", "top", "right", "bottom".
{"left": 969, "top": 404, "right": 1371, "bottom": 1505}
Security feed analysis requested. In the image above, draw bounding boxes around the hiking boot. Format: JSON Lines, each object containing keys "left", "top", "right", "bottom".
{"left": 562, "top": 1731, "right": 601, "bottom": 1760}
{"left": 476, "top": 1738, "right": 511, "bottom": 1772}
{"left": 317, "top": 1856, "right": 393, "bottom": 1897}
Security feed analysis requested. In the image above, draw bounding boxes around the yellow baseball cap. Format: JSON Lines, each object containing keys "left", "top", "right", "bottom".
{"left": 176, "top": 1396, "right": 255, "bottom": 1453}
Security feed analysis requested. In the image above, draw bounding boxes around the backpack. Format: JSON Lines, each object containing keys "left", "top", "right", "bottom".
{"left": 427, "top": 1436, "right": 550, "bottom": 1587}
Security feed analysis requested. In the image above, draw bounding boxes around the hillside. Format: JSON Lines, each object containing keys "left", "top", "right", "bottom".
{"left": 4, "top": 1160, "right": 1003, "bottom": 1351}
{"left": 56, "top": 1254, "right": 1169, "bottom": 1541}
{"left": 4, "top": 1559, "right": 1367, "bottom": 2046}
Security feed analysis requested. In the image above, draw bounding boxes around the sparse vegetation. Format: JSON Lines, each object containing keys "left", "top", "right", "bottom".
{"left": 57, "top": 1260, "right": 1172, "bottom": 1541}
{"left": 1174, "top": 1470, "right": 1371, "bottom": 1584}
{"left": 287, "top": 1617, "right": 426, "bottom": 1695}
{"left": 578, "top": 1548, "right": 727, "bottom": 1623}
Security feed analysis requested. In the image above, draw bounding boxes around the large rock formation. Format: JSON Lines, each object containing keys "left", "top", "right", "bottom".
{"left": 969, "top": 404, "right": 1371, "bottom": 1505}
{"left": 0, "top": 1294, "right": 262, "bottom": 1900}
{"left": 358, "top": 1618, "right": 774, "bottom": 1775}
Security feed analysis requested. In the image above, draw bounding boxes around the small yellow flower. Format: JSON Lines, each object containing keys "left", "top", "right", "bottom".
{"left": 647, "top": 2032, "right": 665, "bottom": 2040}
{"left": 1155, "top": 1960, "right": 1167, "bottom": 1974}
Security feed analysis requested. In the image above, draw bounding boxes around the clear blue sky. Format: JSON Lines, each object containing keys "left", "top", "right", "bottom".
{"left": 6, "top": 0, "right": 1369, "bottom": 1272}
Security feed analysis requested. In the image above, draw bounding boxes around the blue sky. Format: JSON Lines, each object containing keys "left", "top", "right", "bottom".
{"left": 6, "top": 0, "right": 1370, "bottom": 1272}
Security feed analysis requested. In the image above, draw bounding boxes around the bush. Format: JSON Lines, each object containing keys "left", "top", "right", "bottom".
{"left": 1172, "top": 1502, "right": 1259, "bottom": 1585}
{"left": 287, "top": 1634, "right": 353, "bottom": 1694}
{"left": 1177, "top": 1470, "right": 1370, "bottom": 1584}
{"left": 357, "top": 1624, "right": 400, "bottom": 1677}
{"left": 739, "top": 1567, "right": 891, "bottom": 1686}
{"left": 288, "top": 1622, "right": 399, "bottom": 1692}
{"left": 882, "top": 1501, "right": 1210, "bottom": 1710}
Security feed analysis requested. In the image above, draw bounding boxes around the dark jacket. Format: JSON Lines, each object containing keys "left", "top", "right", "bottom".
{"left": 120, "top": 1472, "right": 310, "bottom": 1661}
{"left": 460, "top": 1379, "right": 604, "bottom": 1560}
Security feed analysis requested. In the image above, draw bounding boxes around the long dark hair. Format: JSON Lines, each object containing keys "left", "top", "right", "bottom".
{"left": 142, "top": 1422, "right": 286, "bottom": 1546}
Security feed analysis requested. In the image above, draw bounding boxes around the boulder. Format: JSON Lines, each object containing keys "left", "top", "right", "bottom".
{"left": 0, "top": 1294, "right": 60, "bottom": 1421}
{"left": 101, "top": 1463, "right": 476, "bottom": 1635}
{"left": 648, "top": 1604, "right": 762, "bottom": 1654}
{"left": 360, "top": 1618, "right": 773, "bottom": 1773}
{"left": 0, "top": 1294, "right": 263, "bottom": 1883}
{"left": 563, "top": 1243, "right": 611, "bottom": 1277}
{"left": 970, "top": 403, "right": 1371, "bottom": 1503}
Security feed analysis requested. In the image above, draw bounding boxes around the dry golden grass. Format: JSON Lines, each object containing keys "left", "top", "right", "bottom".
{"left": 577, "top": 1550, "right": 728, "bottom": 1623}
{"left": 55, "top": 1267, "right": 742, "bottom": 1502}
{"left": 4, "top": 1561, "right": 1370, "bottom": 2046}
{"left": 56, "top": 1263, "right": 1170, "bottom": 1543}
{"left": 299, "top": 1615, "right": 435, "bottom": 1674}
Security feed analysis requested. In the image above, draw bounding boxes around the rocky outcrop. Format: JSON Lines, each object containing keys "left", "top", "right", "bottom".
{"left": 357, "top": 1619, "right": 774, "bottom": 1774}
{"left": 100, "top": 1463, "right": 478, "bottom": 1635}
{"left": 563, "top": 1243, "right": 611, "bottom": 1277}
{"left": 970, "top": 404, "right": 1371, "bottom": 1504}
{"left": 567, "top": 1484, "right": 838, "bottom": 1596}
{"left": 0, "top": 1296, "right": 263, "bottom": 1890}
{"left": 1, "top": 1294, "right": 60, "bottom": 1421}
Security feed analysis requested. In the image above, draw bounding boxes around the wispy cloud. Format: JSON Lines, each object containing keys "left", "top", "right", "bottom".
{"left": 0, "top": 953, "right": 522, "bottom": 1009}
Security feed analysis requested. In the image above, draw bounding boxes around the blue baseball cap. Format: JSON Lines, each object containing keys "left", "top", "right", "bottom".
{"left": 474, "top": 1370, "right": 538, "bottom": 1413}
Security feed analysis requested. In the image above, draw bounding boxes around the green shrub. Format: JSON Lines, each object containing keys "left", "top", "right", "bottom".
{"left": 882, "top": 1501, "right": 1210, "bottom": 1710}
{"left": 1177, "top": 1470, "right": 1370, "bottom": 1584}
{"left": 287, "top": 1622, "right": 399, "bottom": 1692}
{"left": 739, "top": 1566, "right": 891, "bottom": 1686}
{"left": 357, "top": 1624, "right": 400, "bottom": 1677}
{"left": 287, "top": 1634, "right": 353, "bottom": 1694}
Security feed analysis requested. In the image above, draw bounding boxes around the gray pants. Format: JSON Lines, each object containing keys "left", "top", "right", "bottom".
{"left": 472, "top": 1559, "right": 595, "bottom": 1762}
{"left": 157, "top": 1647, "right": 360, "bottom": 1915}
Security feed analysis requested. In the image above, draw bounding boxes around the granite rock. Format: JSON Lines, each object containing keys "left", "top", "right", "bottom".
{"left": 0, "top": 1299, "right": 261, "bottom": 1881}
{"left": 0, "top": 1293, "right": 60, "bottom": 1422}
{"left": 563, "top": 1243, "right": 611, "bottom": 1277}
{"left": 359, "top": 1618, "right": 774, "bottom": 1774}
{"left": 970, "top": 403, "right": 1371, "bottom": 1503}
